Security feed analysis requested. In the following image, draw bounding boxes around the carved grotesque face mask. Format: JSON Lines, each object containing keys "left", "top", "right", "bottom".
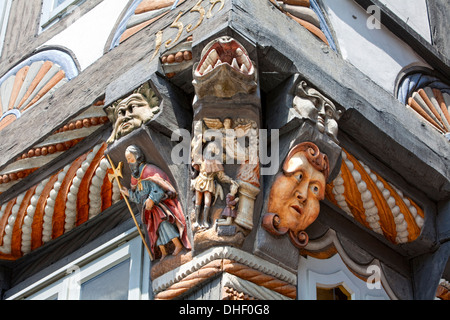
{"left": 105, "top": 83, "right": 160, "bottom": 144}
{"left": 114, "top": 93, "right": 154, "bottom": 139}
{"left": 263, "top": 142, "right": 329, "bottom": 248}
{"left": 293, "top": 81, "right": 341, "bottom": 143}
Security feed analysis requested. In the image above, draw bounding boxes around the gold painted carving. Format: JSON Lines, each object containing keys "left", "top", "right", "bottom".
{"left": 150, "top": 0, "right": 226, "bottom": 61}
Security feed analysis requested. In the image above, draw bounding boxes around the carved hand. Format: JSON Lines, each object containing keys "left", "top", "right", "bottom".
{"left": 145, "top": 199, "right": 154, "bottom": 211}
{"left": 121, "top": 187, "right": 129, "bottom": 197}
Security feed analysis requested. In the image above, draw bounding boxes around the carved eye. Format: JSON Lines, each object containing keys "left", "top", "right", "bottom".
{"left": 294, "top": 172, "right": 303, "bottom": 183}
{"left": 310, "top": 184, "right": 321, "bottom": 196}
{"left": 325, "top": 106, "right": 335, "bottom": 118}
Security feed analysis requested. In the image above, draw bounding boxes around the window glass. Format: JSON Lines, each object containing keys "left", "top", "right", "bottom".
{"left": 0, "top": 0, "right": 12, "bottom": 57}
{"left": 40, "top": 0, "right": 85, "bottom": 31}
{"left": 80, "top": 258, "right": 131, "bottom": 300}
{"left": 54, "top": 0, "right": 68, "bottom": 9}
{"left": 317, "top": 285, "right": 352, "bottom": 300}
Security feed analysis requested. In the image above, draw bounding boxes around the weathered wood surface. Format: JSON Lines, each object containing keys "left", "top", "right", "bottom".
{"left": 0, "top": 0, "right": 448, "bottom": 204}
{"left": 228, "top": 0, "right": 450, "bottom": 201}
{"left": 0, "top": 0, "right": 231, "bottom": 173}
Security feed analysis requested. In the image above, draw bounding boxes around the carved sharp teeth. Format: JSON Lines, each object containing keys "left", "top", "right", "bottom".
{"left": 236, "top": 55, "right": 251, "bottom": 70}
{"left": 240, "top": 63, "right": 248, "bottom": 74}
{"left": 207, "top": 49, "right": 218, "bottom": 66}
{"left": 236, "top": 48, "right": 244, "bottom": 57}
{"left": 215, "top": 59, "right": 222, "bottom": 68}
{"left": 235, "top": 47, "right": 251, "bottom": 70}
{"left": 204, "top": 64, "right": 213, "bottom": 74}
{"left": 232, "top": 58, "right": 239, "bottom": 69}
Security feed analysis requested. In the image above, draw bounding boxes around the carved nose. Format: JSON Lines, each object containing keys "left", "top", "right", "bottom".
{"left": 295, "top": 190, "right": 307, "bottom": 204}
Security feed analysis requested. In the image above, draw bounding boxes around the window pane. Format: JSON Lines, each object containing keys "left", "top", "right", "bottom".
{"left": 317, "top": 285, "right": 351, "bottom": 300}
{"left": 80, "top": 259, "right": 130, "bottom": 300}
{"left": 54, "top": 0, "right": 67, "bottom": 9}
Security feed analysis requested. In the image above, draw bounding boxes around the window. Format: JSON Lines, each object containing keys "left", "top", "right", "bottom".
{"left": 317, "top": 285, "right": 352, "bottom": 300}
{"left": 40, "top": 0, "right": 86, "bottom": 31}
{"left": 298, "top": 254, "right": 390, "bottom": 300}
{"left": 6, "top": 229, "right": 151, "bottom": 300}
{"left": 0, "top": 0, "right": 12, "bottom": 57}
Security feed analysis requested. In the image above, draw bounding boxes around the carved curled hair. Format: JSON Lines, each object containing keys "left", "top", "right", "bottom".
{"left": 282, "top": 142, "right": 329, "bottom": 181}
{"left": 262, "top": 213, "right": 310, "bottom": 249}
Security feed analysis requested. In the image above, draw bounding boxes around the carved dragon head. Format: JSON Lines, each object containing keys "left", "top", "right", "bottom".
{"left": 192, "top": 36, "right": 257, "bottom": 99}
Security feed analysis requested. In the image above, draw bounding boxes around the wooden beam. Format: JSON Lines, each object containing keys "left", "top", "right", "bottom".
{"left": 0, "top": 0, "right": 231, "bottom": 173}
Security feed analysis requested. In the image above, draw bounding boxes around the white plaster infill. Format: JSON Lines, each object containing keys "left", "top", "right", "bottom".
{"left": 152, "top": 246, "right": 297, "bottom": 294}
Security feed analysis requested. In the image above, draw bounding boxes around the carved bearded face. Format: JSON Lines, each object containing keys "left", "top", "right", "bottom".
{"left": 106, "top": 83, "right": 160, "bottom": 144}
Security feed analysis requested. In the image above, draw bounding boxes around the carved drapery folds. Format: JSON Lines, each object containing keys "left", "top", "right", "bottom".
{"left": 104, "top": 79, "right": 192, "bottom": 264}
{"left": 190, "top": 36, "right": 261, "bottom": 251}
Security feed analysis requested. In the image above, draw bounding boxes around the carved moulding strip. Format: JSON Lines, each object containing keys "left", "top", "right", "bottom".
{"left": 0, "top": 143, "right": 121, "bottom": 260}
{"left": 301, "top": 228, "right": 398, "bottom": 300}
{"left": 152, "top": 246, "right": 296, "bottom": 299}
{"left": 221, "top": 273, "right": 291, "bottom": 300}
{"left": 0, "top": 102, "right": 108, "bottom": 193}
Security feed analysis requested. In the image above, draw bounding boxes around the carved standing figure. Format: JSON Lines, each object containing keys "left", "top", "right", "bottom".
{"left": 121, "top": 145, "right": 190, "bottom": 260}
{"left": 216, "top": 183, "right": 240, "bottom": 226}
{"left": 262, "top": 142, "right": 329, "bottom": 248}
{"left": 191, "top": 141, "right": 238, "bottom": 230}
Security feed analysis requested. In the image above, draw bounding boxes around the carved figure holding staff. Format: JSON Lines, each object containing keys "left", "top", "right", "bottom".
{"left": 121, "top": 145, "right": 191, "bottom": 260}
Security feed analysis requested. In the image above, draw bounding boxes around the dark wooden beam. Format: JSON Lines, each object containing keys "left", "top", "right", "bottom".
{"left": 229, "top": 0, "right": 450, "bottom": 201}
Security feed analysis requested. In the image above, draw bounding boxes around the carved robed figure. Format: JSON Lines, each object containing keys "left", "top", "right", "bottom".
{"left": 121, "top": 145, "right": 191, "bottom": 260}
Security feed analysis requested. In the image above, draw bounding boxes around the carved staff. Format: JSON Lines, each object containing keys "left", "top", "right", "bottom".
{"left": 106, "top": 154, "right": 154, "bottom": 261}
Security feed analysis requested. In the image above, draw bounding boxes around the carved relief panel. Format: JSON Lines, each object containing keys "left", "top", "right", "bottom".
{"left": 189, "top": 36, "right": 262, "bottom": 251}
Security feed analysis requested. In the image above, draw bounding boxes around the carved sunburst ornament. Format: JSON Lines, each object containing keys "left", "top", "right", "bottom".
{"left": 398, "top": 72, "right": 450, "bottom": 140}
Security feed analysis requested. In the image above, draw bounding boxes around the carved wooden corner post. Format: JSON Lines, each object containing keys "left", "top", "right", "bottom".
{"left": 189, "top": 36, "right": 262, "bottom": 252}
{"left": 254, "top": 74, "right": 343, "bottom": 272}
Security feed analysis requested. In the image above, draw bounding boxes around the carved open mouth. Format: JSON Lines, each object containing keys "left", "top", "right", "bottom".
{"left": 194, "top": 37, "right": 254, "bottom": 77}
{"left": 290, "top": 205, "right": 303, "bottom": 216}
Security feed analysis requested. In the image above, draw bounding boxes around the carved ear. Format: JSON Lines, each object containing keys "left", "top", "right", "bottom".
{"left": 288, "top": 230, "right": 309, "bottom": 249}
{"left": 262, "top": 213, "right": 289, "bottom": 236}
